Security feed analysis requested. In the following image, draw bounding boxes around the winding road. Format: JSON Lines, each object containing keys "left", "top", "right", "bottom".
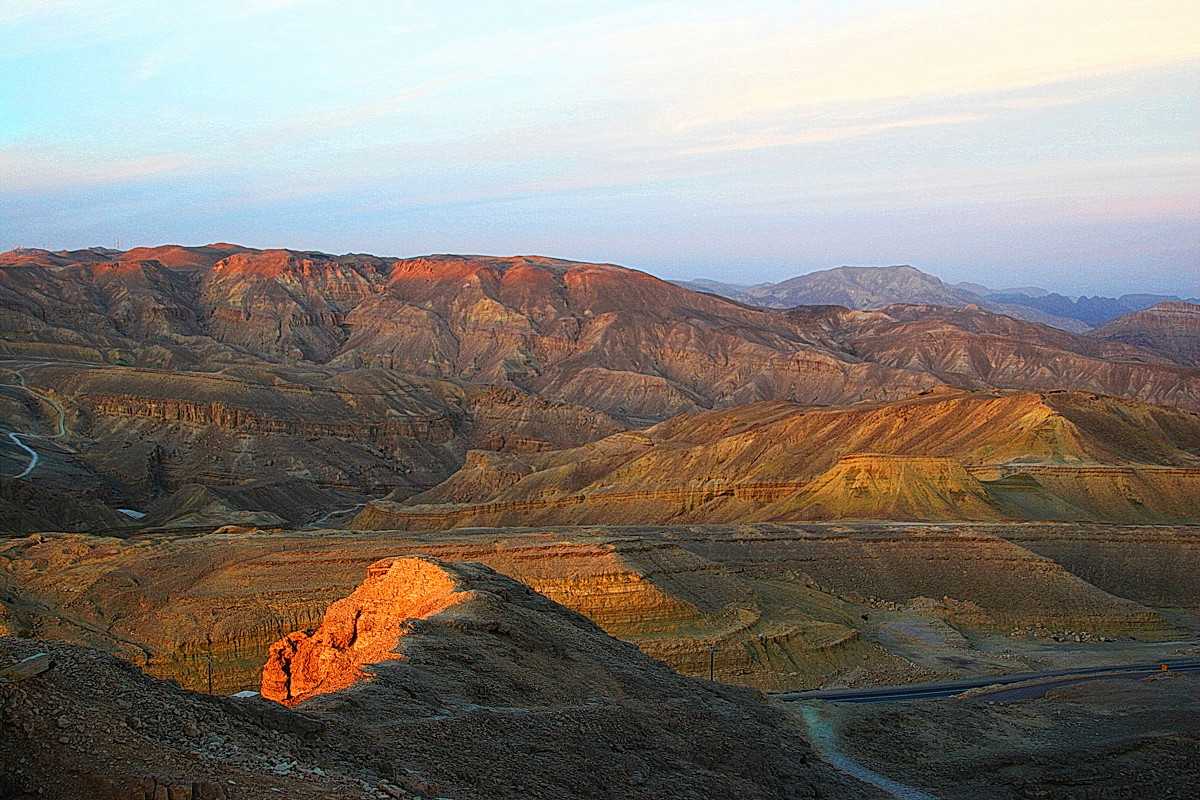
{"left": 788, "top": 658, "right": 1199, "bottom": 799}
{"left": 1, "top": 366, "right": 68, "bottom": 479}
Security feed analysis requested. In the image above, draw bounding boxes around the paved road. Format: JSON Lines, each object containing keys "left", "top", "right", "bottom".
{"left": 777, "top": 658, "right": 1200, "bottom": 703}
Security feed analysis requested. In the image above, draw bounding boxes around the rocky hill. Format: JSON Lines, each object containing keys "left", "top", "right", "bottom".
{"left": 2, "top": 245, "right": 1197, "bottom": 530}
{"left": 2, "top": 523, "right": 1190, "bottom": 695}
{"left": 352, "top": 389, "right": 1200, "bottom": 530}
{"left": 782, "top": 303, "right": 1199, "bottom": 409}
{"left": 0, "top": 247, "right": 943, "bottom": 419}
{"left": 0, "top": 558, "right": 858, "bottom": 800}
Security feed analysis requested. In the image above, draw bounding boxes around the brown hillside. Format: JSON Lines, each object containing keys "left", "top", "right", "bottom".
{"left": 3, "top": 244, "right": 1197, "bottom": 531}
{"left": 1089, "top": 301, "right": 1200, "bottom": 366}
{"left": 353, "top": 390, "right": 1200, "bottom": 529}
{"left": 0, "top": 554, "right": 856, "bottom": 800}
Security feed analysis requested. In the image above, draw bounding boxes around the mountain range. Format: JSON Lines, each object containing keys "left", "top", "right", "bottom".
{"left": 1, "top": 243, "right": 1197, "bottom": 531}
{"left": 2, "top": 242, "right": 1198, "bottom": 800}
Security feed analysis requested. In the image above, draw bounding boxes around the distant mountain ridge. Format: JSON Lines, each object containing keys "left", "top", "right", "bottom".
{"left": 675, "top": 264, "right": 1197, "bottom": 330}
{"left": 2, "top": 243, "right": 1198, "bottom": 531}
{"left": 1090, "top": 301, "right": 1200, "bottom": 366}
{"left": 673, "top": 265, "right": 1091, "bottom": 331}
{"left": 987, "top": 292, "right": 1200, "bottom": 327}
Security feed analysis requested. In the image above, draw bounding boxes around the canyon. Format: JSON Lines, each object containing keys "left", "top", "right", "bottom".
{"left": 2, "top": 522, "right": 1195, "bottom": 695}
{"left": 354, "top": 389, "right": 1200, "bottom": 530}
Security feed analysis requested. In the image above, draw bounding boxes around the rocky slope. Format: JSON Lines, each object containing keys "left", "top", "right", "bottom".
{"left": 783, "top": 303, "right": 1200, "bottom": 411}
{"left": 0, "top": 359, "right": 626, "bottom": 524}
{"left": 352, "top": 390, "right": 1200, "bottom": 530}
{"left": 4, "top": 244, "right": 1197, "bottom": 531}
{"left": 0, "top": 247, "right": 946, "bottom": 420}
{"left": 1089, "top": 301, "right": 1200, "bottom": 366}
{"left": 0, "top": 476, "right": 132, "bottom": 534}
{"left": 827, "top": 672, "right": 1200, "bottom": 798}
{"left": 7, "top": 247, "right": 1193, "bottom": 421}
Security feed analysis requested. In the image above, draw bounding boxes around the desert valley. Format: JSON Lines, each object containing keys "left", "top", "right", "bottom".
{"left": 6, "top": 2, "right": 1200, "bottom": 795}
{"left": 0, "top": 243, "right": 1197, "bottom": 798}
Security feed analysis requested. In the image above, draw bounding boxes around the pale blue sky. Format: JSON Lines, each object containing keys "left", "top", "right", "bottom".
{"left": 1, "top": 0, "right": 1197, "bottom": 294}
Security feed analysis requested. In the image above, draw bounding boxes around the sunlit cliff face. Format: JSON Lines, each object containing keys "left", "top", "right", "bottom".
{"left": 261, "top": 557, "right": 468, "bottom": 705}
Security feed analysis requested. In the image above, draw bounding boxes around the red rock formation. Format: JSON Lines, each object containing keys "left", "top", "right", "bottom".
{"left": 261, "top": 557, "right": 467, "bottom": 705}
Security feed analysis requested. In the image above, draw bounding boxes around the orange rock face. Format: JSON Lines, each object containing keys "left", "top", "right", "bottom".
{"left": 261, "top": 557, "right": 468, "bottom": 705}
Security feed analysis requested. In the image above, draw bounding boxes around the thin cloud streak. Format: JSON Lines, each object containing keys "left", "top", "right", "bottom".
{"left": 675, "top": 114, "right": 993, "bottom": 156}
{"left": 245, "top": 75, "right": 471, "bottom": 151}
{"left": 634, "top": 0, "right": 1200, "bottom": 131}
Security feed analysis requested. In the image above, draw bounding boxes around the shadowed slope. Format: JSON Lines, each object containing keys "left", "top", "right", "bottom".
{"left": 1, "top": 555, "right": 860, "bottom": 800}
{"left": 2, "top": 525, "right": 1185, "bottom": 696}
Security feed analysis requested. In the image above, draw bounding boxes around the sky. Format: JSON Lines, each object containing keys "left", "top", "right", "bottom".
{"left": 1, "top": 0, "right": 1197, "bottom": 295}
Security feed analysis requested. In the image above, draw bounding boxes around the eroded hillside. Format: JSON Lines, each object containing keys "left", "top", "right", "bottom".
{"left": 354, "top": 389, "right": 1200, "bottom": 530}
{"left": 0, "top": 556, "right": 857, "bottom": 800}
{"left": 2, "top": 523, "right": 1194, "bottom": 694}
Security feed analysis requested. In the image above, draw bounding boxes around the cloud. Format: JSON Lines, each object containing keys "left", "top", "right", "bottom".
{"left": 0, "top": 145, "right": 189, "bottom": 191}
{"left": 675, "top": 113, "right": 992, "bottom": 156}
{"left": 593, "top": 0, "right": 1200, "bottom": 131}
{"left": 244, "top": 75, "right": 470, "bottom": 151}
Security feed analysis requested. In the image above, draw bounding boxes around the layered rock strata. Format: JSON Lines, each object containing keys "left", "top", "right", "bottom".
{"left": 257, "top": 557, "right": 855, "bottom": 799}
{"left": 1089, "top": 301, "right": 1200, "bottom": 365}
{"left": 1, "top": 524, "right": 1188, "bottom": 694}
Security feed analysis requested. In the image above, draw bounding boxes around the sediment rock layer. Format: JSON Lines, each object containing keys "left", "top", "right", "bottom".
{"left": 4, "top": 245, "right": 1198, "bottom": 532}
{"left": 0, "top": 359, "right": 626, "bottom": 521}
{"left": 1, "top": 523, "right": 1189, "bottom": 694}
{"left": 2, "top": 586, "right": 856, "bottom": 800}
{"left": 1090, "top": 301, "right": 1200, "bottom": 366}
